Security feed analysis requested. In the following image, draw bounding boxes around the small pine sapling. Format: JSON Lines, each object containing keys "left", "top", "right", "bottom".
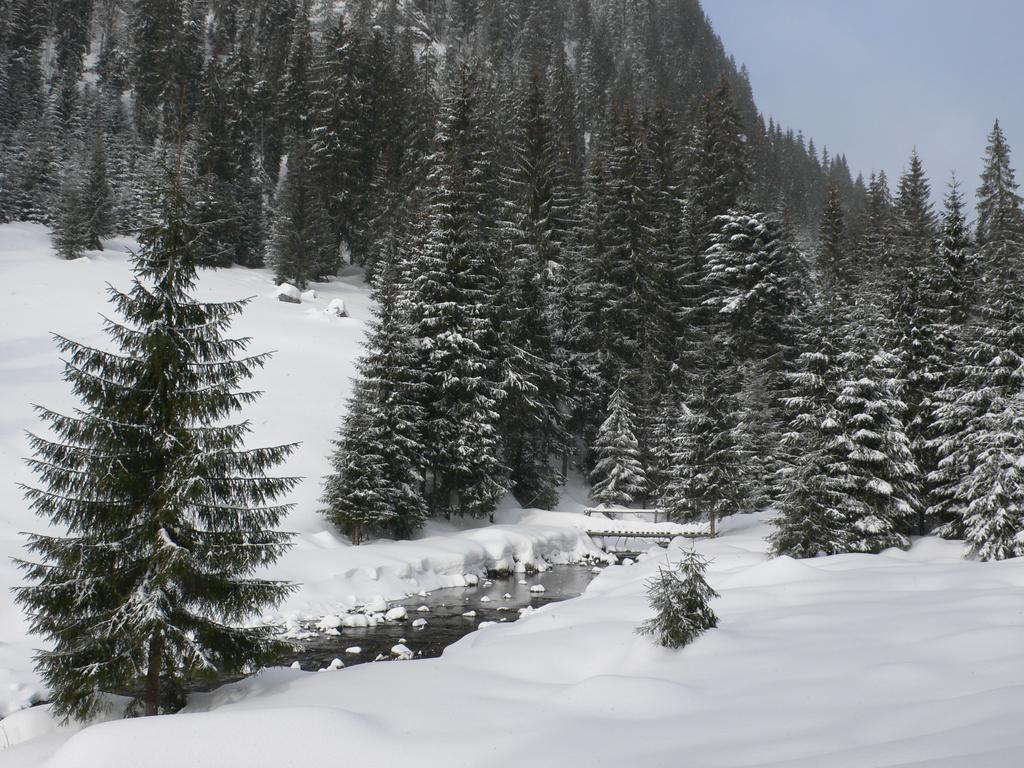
{"left": 637, "top": 549, "right": 720, "bottom": 649}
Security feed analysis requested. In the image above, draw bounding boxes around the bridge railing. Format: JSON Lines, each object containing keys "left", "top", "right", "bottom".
{"left": 583, "top": 506, "right": 669, "bottom": 524}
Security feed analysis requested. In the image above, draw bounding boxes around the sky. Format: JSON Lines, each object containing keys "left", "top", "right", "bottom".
{"left": 700, "top": 0, "right": 1024, "bottom": 214}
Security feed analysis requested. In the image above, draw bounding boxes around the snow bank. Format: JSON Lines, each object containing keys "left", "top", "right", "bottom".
{"left": 269, "top": 521, "right": 611, "bottom": 623}
{"left": 9, "top": 512, "right": 1024, "bottom": 767}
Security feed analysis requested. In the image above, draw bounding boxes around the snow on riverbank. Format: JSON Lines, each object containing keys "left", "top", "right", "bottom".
{"left": 269, "top": 517, "right": 613, "bottom": 629}
{"left": 8, "top": 513, "right": 1024, "bottom": 767}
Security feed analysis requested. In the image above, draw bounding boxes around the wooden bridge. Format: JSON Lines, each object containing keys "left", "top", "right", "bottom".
{"left": 581, "top": 507, "right": 710, "bottom": 552}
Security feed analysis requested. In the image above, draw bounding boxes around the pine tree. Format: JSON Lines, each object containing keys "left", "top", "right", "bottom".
{"left": 589, "top": 386, "right": 647, "bottom": 506}
{"left": 637, "top": 549, "right": 719, "bottom": 649}
{"left": 701, "top": 209, "right": 803, "bottom": 360}
{"left": 661, "top": 363, "right": 745, "bottom": 536}
{"left": 771, "top": 325, "right": 851, "bottom": 558}
{"left": 52, "top": 169, "right": 92, "bottom": 260}
{"left": 833, "top": 342, "right": 918, "bottom": 552}
{"left": 15, "top": 158, "right": 297, "bottom": 721}
{"left": 82, "top": 133, "right": 115, "bottom": 250}
{"left": 817, "top": 183, "right": 850, "bottom": 299}
{"left": 892, "top": 148, "right": 936, "bottom": 277}
{"left": 495, "top": 71, "right": 570, "bottom": 509}
{"left": 410, "top": 60, "right": 506, "bottom": 520}
{"left": 322, "top": 381, "right": 397, "bottom": 545}
{"left": 267, "top": 137, "right": 335, "bottom": 288}
{"left": 323, "top": 250, "right": 427, "bottom": 542}
{"left": 923, "top": 178, "right": 975, "bottom": 532}
{"left": 684, "top": 76, "right": 749, "bottom": 247}
{"left": 976, "top": 120, "right": 1024, "bottom": 249}
{"left": 857, "top": 170, "right": 896, "bottom": 281}
{"left": 956, "top": 393, "right": 1024, "bottom": 561}
{"left": 931, "top": 122, "right": 1024, "bottom": 555}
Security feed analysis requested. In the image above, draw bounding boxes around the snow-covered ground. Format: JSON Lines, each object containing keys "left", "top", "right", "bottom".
{"left": 5, "top": 223, "right": 1024, "bottom": 767}
{"left": 8, "top": 512, "right": 1024, "bottom": 767}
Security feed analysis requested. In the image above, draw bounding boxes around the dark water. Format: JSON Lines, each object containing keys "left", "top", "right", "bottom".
{"left": 285, "top": 564, "right": 603, "bottom": 672}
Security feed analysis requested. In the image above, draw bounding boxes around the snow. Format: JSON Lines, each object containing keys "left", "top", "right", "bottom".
{"left": 6, "top": 224, "right": 1024, "bottom": 766}
{"left": 9, "top": 513, "right": 1024, "bottom": 767}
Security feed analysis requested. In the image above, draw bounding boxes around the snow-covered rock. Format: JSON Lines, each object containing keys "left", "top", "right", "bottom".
{"left": 327, "top": 658, "right": 344, "bottom": 671}
{"left": 416, "top": 605, "right": 430, "bottom": 612}
{"left": 412, "top": 618, "right": 427, "bottom": 629}
{"left": 479, "top": 596, "right": 491, "bottom": 603}
{"left": 275, "top": 283, "right": 301, "bottom": 303}
{"left": 362, "top": 595, "right": 388, "bottom": 614}
{"left": 461, "top": 610, "right": 476, "bottom": 618}
{"left": 344, "top": 647, "right": 361, "bottom": 655}
{"left": 301, "top": 289, "right": 318, "bottom": 302}
{"left": 316, "top": 615, "right": 343, "bottom": 632}
{"left": 384, "top": 606, "right": 408, "bottom": 622}
{"left": 529, "top": 584, "right": 545, "bottom": 593}
{"left": 390, "top": 644, "right": 413, "bottom": 661}
{"left": 325, "top": 298, "right": 348, "bottom": 317}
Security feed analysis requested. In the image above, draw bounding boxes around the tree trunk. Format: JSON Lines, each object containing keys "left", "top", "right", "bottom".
{"left": 710, "top": 512, "right": 717, "bottom": 538}
{"left": 144, "top": 629, "right": 164, "bottom": 716}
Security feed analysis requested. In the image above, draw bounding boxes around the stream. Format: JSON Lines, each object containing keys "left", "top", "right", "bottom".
{"left": 283, "top": 564, "right": 604, "bottom": 672}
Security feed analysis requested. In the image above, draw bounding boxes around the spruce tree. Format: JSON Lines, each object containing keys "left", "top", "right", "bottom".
{"left": 976, "top": 120, "right": 1024, "bottom": 248}
{"left": 322, "top": 381, "right": 397, "bottom": 545}
{"left": 637, "top": 549, "right": 719, "bottom": 649}
{"left": 660, "top": 354, "right": 746, "bottom": 536}
{"left": 410, "top": 60, "right": 507, "bottom": 520}
{"left": 323, "top": 250, "right": 427, "bottom": 542}
{"left": 817, "top": 183, "right": 849, "bottom": 299}
{"left": 52, "top": 169, "right": 92, "bottom": 260}
{"left": 589, "top": 386, "right": 647, "bottom": 506}
{"left": 931, "top": 122, "right": 1024, "bottom": 555}
{"left": 15, "top": 158, "right": 298, "bottom": 721}
{"left": 495, "top": 71, "right": 570, "bottom": 509}
{"left": 833, "top": 343, "right": 918, "bottom": 553}
{"left": 892, "top": 148, "right": 936, "bottom": 277}
{"left": 82, "top": 132, "right": 115, "bottom": 250}
{"left": 267, "top": 137, "right": 335, "bottom": 288}
{"left": 771, "top": 325, "right": 851, "bottom": 558}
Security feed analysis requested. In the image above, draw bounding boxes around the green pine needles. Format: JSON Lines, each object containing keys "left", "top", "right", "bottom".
{"left": 15, "top": 160, "right": 299, "bottom": 721}
{"left": 637, "top": 549, "right": 720, "bottom": 649}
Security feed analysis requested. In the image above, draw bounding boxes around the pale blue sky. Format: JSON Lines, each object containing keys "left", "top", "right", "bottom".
{"left": 700, "top": 0, "right": 1024, "bottom": 213}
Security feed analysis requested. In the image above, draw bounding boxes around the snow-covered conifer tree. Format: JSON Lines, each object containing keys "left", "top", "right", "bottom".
{"left": 660, "top": 356, "right": 746, "bottom": 535}
{"left": 16, "top": 158, "right": 297, "bottom": 721}
{"left": 590, "top": 386, "right": 647, "bottom": 506}
{"left": 637, "top": 549, "right": 719, "bottom": 649}
{"left": 323, "top": 249, "right": 427, "bottom": 542}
